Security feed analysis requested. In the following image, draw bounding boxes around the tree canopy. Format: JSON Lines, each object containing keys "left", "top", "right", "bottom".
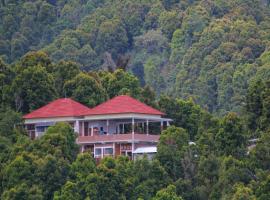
{"left": 0, "top": 0, "right": 270, "bottom": 115}
{"left": 0, "top": 0, "right": 270, "bottom": 199}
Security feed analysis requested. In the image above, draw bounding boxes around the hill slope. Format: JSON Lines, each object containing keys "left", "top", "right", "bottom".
{"left": 1, "top": 0, "right": 270, "bottom": 115}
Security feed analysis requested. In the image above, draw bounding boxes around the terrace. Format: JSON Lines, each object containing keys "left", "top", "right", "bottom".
{"left": 76, "top": 116, "right": 172, "bottom": 144}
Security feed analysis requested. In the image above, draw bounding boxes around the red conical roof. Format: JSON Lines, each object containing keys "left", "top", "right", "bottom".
{"left": 23, "top": 98, "right": 91, "bottom": 119}
{"left": 85, "top": 95, "right": 164, "bottom": 116}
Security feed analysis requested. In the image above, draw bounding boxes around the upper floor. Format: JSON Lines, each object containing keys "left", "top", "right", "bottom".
{"left": 23, "top": 95, "right": 172, "bottom": 143}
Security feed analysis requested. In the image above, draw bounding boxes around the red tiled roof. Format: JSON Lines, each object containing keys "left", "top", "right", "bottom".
{"left": 23, "top": 95, "right": 164, "bottom": 120}
{"left": 23, "top": 98, "right": 91, "bottom": 119}
{"left": 85, "top": 95, "right": 164, "bottom": 116}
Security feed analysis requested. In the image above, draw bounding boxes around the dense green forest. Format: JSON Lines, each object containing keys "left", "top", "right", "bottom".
{"left": 1, "top": 0, "right": 270, "bottom": 115}
{"left": 1, "top": 0, "right": 270, "bottom": 199}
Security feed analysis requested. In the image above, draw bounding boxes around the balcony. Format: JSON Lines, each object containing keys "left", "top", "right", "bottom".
{"left": 77, "top": 133, "right": 160, "bottom": 144}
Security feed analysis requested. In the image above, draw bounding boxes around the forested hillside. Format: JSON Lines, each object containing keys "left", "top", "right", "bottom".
{"left": 1, "top": 1, "right": 270, "bottom": 199}
{"left": 1, "top": 0, "right": 270, "bottom": 115}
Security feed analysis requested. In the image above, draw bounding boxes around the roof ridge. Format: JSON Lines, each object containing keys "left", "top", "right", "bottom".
{"left": 23, "top": 95, "right": 165, "bottom": 119}
{"left": 23, "top": 98, "right": 91, "bottom": 119}
{"left": 85, "top": 95, "right": 164, "bottom": 116}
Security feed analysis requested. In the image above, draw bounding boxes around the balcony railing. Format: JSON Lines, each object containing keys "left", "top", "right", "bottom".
{"left": 77, "top": 133, "right": 160, "bottom": 144}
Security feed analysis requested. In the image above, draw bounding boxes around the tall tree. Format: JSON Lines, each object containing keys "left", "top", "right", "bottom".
{"left": 153, "top": 185, "right": 183, "bottom": 200}
{"left": 64, "top": 72, "right": 107, "bottom": 107}
{"left": 12, "top": 65, "right": 56, "bottom": 113}
{"left": 52, "top": 61, "right": 80, "bottom": 97}
{"left": 156, "top": 126, "right": 189, "bottom": 180}
{"left": 215, "top": 112, "right": 246, "bottom": 158}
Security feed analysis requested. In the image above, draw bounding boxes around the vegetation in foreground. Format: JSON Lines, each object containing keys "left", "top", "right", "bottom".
{"left": 0, "top": 53, "right": 270, "bottom": 199}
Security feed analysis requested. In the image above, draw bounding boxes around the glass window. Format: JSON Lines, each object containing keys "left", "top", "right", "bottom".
{"left": 27, "top": 124, "right": 35, "bottom": 130}
{"left": 95, "top": 148, "right": 102, "bottom": 156}
{"left": 104, "top": 148, "right": 113, "bottom": 155}
{"left": 36, "top": 126, "right": 47, "bottom": 133}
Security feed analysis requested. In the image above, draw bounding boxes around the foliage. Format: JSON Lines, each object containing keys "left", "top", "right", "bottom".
{"left": 255, "top": 175, "right": 270, "bottom": 200}
{"left": 210, "top": 156, "right": 253, "bottom": 199}
{"left": 53, "top": 61, "right": 80, "bottom": 97}
{"left": 64, "top": 72, "right": 107, "bottom": 107}
{"left": 231, "top": 184, "right": 256, "bottom": 200}
{"left": 157, "top": 126, "right": 188, "bottom": 180}
{"left": 1, "top": 0, "right": 270, "bottom": 115}
{"left": 0, "top": 1, "right": 270, "bottom": 199}
{"left": 215, "top": 112, "right": 246, "bottom": 158}
{"left": 158, "top": 95, "right": 213, "bottom": 140}
{"left": 12, "top": 65, "right": 56, "bottom": 112}
{"left": 250, "top": 131, "right": 270, "bottom": 170}
{"left": 152, "top": 185, "right": 183, "bottom": 200}
{"left": 246, "top": 79, "right": 270, "bottom": 134}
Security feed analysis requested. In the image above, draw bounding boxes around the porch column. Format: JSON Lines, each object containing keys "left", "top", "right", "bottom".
{"left": 122, "top": 123, "right": 125, "bottom": 134}
{"left": 132, "top": 118, "right": 135, "bottom": 160}
{"left": 107, "top": 120, "right": 109, "bottom": 134}
{"left": 160, "top": 120, "right": 164, "bottom": 132}
{"left": 132, "top": 118, "right": 135, "bottom": 134}
{"left": 35, "top": 127, "right": 38, "bottom": 138}
{"left": 82, "top": 121, "right": 85, "bottom": 136}
{"left": 101, "top": 148, "right": 104, "bottom": 159}
{"left": 74, "top": 120, "right": 79, "bottom": 133}
{"left": 81, "top": 145, "right": 85, "bottom": 153}
{"left": 91, "top": 125, "right": 94, "bottom": 136}
{"left": 167, "top": 121, "right": 170, "bottom": 126}
{"left": 146, "top": 119, "right": 149, "bottom": 135}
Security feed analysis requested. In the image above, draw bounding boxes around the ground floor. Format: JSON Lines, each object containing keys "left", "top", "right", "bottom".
{"left": 80, "top": 141, "right": 157, "bottom": 161}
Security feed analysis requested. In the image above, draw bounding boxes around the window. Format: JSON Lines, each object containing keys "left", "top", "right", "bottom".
{"left": 36, "top": 126, "right": 47, "bottom": 133}
{"left": 27, "top": 124, "right": 35, "bottom": 130}
{"left": 95, "top": 148, "right": 102, "bottom": 156}
{"left": 104, "top": 148, "right": 113, "bottom": 155}
{"left": 84, "top": 122, "right": 89, "bottom": 136}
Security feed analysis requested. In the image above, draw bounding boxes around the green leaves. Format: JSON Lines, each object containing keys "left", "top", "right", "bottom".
{"left": 152, "top": 185, "right": 183, "bottom": 200}
{"left": 215, "top": 112, "right": 246, "bottom": 158}
{"left": 158, "top": 10, "right": 181, "bottom": 39}
{"left": 157, "top": 126, "right": 188, "bottom": 180}
{"left": 1, "top": 122, "right": 79, "bottom": 199}
{"left": 96, "top": 18, "right": 128, "bottom": 58}
{"left": 231, "top": 184, "right": 256, "bottom": 200}
{"left": 64, "top": 72, "right": 107, "bottom": 107}
{"left": 246, "top": 80, "right": 270, "bottom": 133}
{"left": 250, "top": 131, "right": 270, "bottom": 170}
{"left": 12, "top": 65, "right": 56, "bottom": 113}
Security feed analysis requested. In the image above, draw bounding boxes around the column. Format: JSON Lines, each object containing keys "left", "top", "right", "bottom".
{"left": 74, "top": 120, "right": 79, "bottom": 133}
{"left": 106, "top": 120, "right": 109, "bottom": 134}
{"left": 91, "top": 125, "right": 94, "bottom": 136}
{"left": 101, "top": 148, "right": 104, "bottom": 159}
{"left": 113, "top": 142, "right": 115, "bottom": 157}
{"left": 146, "top": 119, "right": 149, "bottom": 135}
{"left": 82, "top": 121, "right": 85, "bottom": 136}
{"left": 167, "top": 121, "right": 170, "bottom": 126}
{"left": 35, "top": 126, "right": 38, "bottom": 138}
{"left": 132, "top": 118, "right": 135, "bottom": 134}
{"left": 81, "top": 145, "right": 85, "bottom": 153}
{"left": 122, "top": 123, "right": 125, "bottom": 134}
{"left": 160, "top": 120, "right": 163, "bottom": 132}
{"left": 132, "top": 118, "right": 135, "bottom": 160}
